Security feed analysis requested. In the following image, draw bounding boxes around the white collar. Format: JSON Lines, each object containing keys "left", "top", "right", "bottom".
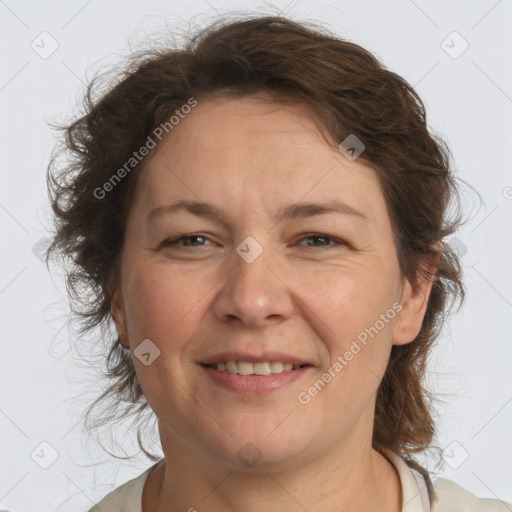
{"left": 383, "top": 448, "right": 431, "bottom": 511}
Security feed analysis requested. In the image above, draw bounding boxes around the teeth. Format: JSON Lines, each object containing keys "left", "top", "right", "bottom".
{"left": 255, "top": 362, "right": 273, "bottom": 375}
{"left": 226, "top": 361, "right": 238, "bottom": 374}
{"left": 238, "top": 361, "right": 254, "bottom": 375}
{"left": 270, "top": 361, "right": 284, "bottom": 373}
{"left": 211, "top": 361, "right": 301, "bottom": 375}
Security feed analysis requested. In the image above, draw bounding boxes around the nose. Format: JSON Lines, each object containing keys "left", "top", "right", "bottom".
{"left": 212, "top": 242, "right": 295, "bottom": 327}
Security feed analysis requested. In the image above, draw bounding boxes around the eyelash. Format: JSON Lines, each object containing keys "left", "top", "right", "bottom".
{"left": 160, "top": 233, "right": 346, "bottom": 249}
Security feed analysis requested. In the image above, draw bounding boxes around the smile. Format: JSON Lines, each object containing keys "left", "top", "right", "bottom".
{"left": 199, "top": 362, "right": 312, "bottom": 395}
{"left": 201, "top": 361, "right": 311, "bottom": 375}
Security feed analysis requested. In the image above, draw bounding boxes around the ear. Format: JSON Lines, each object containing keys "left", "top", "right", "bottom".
{"left": 392, "top": 247, "right": 439, "bottom": 346}
{"left": 111, "top": 286, "right": 130, "bottom": 349}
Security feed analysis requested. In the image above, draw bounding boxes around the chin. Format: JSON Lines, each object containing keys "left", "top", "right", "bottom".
{"left": 208, "top": 419, "right": 315, "bottom": 472}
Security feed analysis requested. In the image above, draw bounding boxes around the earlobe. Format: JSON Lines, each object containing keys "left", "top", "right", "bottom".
{"left": 111, "top": 289, "right": 130, "bottom": 349}
{"left": 392, "top": 251, "right": 438, "bottom": 346}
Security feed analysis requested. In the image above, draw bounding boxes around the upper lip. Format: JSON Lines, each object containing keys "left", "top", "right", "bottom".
{"left": 199, "top": 351, "right": 313, "bottom": 366}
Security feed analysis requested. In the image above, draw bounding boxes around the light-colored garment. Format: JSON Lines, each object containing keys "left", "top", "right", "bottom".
{"left": 89, "top": 449, "right": 512, "bottom": 511}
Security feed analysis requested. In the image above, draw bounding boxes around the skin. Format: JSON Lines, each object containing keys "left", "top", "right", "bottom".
{"left": 111, "top": 94, "right": 436, "bottom": 512}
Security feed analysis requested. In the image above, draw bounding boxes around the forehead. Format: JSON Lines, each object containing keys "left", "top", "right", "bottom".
{"left": 133, "top": 95, "right": 386, "bottom": 226}
{"left": 156, "top": 95, "right": 339, "bottom": 163}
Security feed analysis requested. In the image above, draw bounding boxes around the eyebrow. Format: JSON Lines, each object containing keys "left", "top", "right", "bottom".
{"left": 146, "top": 199, "right": 370, "bottom": 226}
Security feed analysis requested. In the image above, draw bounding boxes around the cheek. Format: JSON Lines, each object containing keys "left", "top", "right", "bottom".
{"left": 122, "top": 259, "right": 226, "bottom": 358}
{"left": 306, "top": 266, "right": 395, "bottom": 331}
{"left": 122, "top": 262, "right": 197, "bottom": 342}
{"left": 304, "top": 268, "right": 397, "bottom": 376}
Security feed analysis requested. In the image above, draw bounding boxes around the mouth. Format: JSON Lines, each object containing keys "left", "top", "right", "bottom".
{"left": 200, "top": 361, "right": 312, "bottom": 375}
{"left": 198, "top": 358, "right": 313, "bottom": 395}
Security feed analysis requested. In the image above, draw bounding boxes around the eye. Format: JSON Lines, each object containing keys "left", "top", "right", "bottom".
{"left": 298, "top": 234, "right": 346, "bottom": 248}
{"left": 159, "top": 234, "right": 214, "bottom": 248}
{"left": 159, "top": 233, "right": 347, "bottom": 250}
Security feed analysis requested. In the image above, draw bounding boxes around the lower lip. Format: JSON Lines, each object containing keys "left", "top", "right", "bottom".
{"left": 199, "top": 364, "right": 311, "bottom": 395}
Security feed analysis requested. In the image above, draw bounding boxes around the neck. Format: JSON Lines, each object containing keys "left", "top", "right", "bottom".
{"left": 143, "top": 426, "right": 402, "bottom": 512}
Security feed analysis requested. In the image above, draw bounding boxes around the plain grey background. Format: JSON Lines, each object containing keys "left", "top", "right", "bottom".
{"left": 1, "top": 0, "right": 511, "bottom": 510}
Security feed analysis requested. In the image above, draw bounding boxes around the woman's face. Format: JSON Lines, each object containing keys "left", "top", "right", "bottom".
{"left": 112, "top": 95, "right": 433, "bottom": 470}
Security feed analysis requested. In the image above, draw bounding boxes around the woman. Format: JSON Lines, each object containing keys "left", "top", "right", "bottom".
{"left": 46, "top": 14, "right": 511, "bottom": 512}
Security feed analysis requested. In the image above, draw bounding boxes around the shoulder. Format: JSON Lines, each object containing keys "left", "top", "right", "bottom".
{"left": 432, "top": 477, "right": 512, "bottom": 511}
{"left": 87, "top": 461, "right": 161, "bottom": 512}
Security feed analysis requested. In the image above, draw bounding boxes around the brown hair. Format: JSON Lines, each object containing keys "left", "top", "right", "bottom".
{"left": 46, "top": 14, "right": 469, "bottom": 494}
